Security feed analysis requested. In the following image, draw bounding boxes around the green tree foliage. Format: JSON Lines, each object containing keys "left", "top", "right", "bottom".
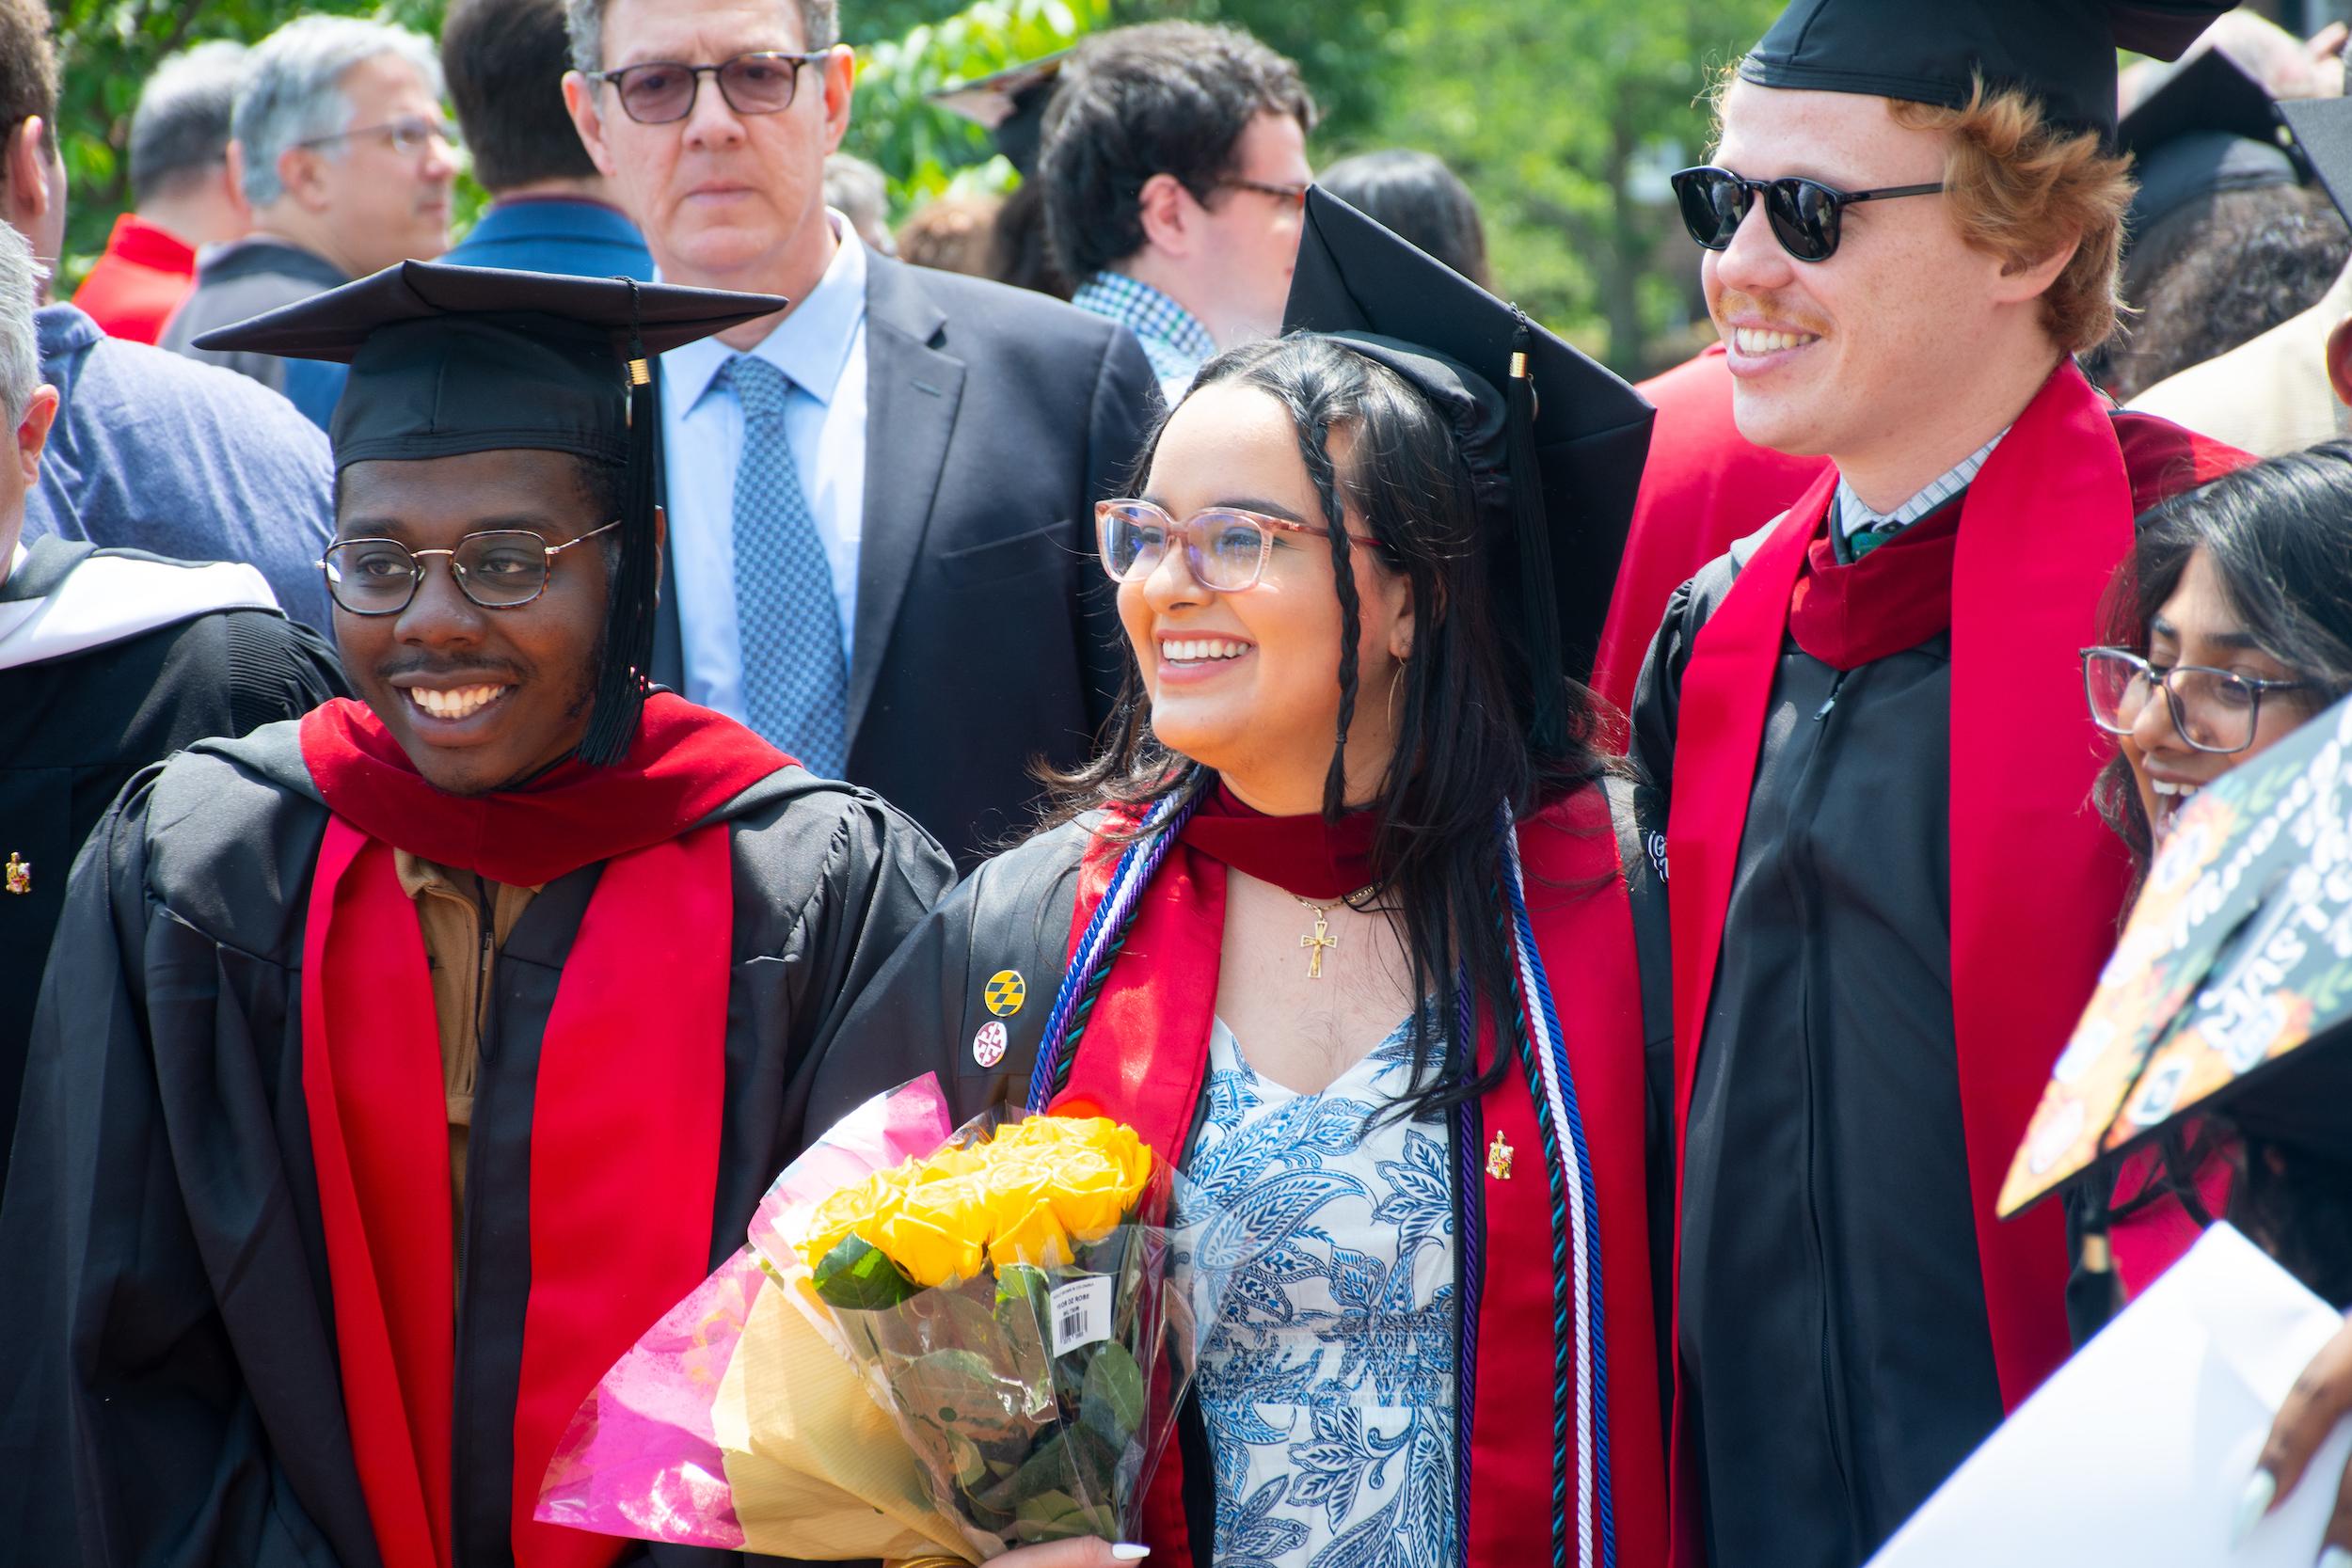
{"left": 48, "top": 0, "right": 1769, "bottom": 373}
{"left": 1362, "top": 0, "right": 1782, "bottom": 376}
{"left": 840, "top": 0, "right": 1105, "bottom": 218}
{"left": 1105, "top": 0, "right": 1402, "bottom": 142}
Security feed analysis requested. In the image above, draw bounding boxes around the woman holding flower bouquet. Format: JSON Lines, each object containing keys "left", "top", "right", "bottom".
{"left": 806, "top": 192, "right": 1669, "bottom": 1568}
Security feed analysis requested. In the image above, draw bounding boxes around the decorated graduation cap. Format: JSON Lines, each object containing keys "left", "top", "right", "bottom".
{"left": 1740, "top": 0, "right": 2235, "bottom": 143}
{"left": 1281, "top": 186, "right": 1653, "bottom": 748}
{"left": 196, "top": 261, "right": 784, "bottom": 766}
{"left": 930, "top": 52, "right": 1066, "bottom": 177}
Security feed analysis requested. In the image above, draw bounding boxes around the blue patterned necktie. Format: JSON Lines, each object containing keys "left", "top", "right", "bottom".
{"left": 722, "top": 353, "right": 849, "bottom": 775}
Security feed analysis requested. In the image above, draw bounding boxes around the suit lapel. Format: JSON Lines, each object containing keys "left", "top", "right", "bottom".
{"left": 851, "top": 256, "right": 964, "bottom": 745}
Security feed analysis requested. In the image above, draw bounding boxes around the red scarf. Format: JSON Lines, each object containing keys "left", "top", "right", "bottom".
{"left": 1661, "top": 361, "right": 2136, "bottom": 1560}
{"left": 1050, "top": 785, "right": 1665, "bottom": 1567}
{"left": 296, "top": 695, "right": 788, "bottom": 1568}
{"left": 1179, "top": 782, "right": 1379, "bottom": 900}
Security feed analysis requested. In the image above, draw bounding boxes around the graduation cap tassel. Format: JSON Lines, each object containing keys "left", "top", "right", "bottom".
{"left": 1505, "top": 310, "right": 1567, "bottom": 757}
{"left": 578, "top": 279, "right": 661, "bottom": 768}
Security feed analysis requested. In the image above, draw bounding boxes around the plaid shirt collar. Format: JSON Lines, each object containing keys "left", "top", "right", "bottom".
{"left": 1071, "top": 270, "right": 1216, "bottom": 379}
{"left": 1834, "top": 426, "right": 2010, "bottom": 546}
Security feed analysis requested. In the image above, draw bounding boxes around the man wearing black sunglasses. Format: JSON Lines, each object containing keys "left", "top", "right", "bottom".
{"left": 1628, "top": 3, "right": 2252, "bottom": 1565}
{"left": 559, "top": 0, "right": 1157, "bottom": 870}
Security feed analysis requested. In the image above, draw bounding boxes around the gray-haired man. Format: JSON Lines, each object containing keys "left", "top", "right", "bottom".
{"left": 70, "top": 41, "right": 251, "bottom": 343}
{"left": 162, "top": 15, "right": 457, "bottom": 427}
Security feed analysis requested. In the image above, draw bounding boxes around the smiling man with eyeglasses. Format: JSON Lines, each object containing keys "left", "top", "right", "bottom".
{"left": 161, "top": 17, "right": 457, "bottom": 430}
{"left": 556, "top": 0, "right": 1158, "bottom": 870}
{"left": 0, "top": 261, "right": 956, "bottom": 1565}
{"left": 1625, "top": 3, "right": 2260, "bottom": 1565}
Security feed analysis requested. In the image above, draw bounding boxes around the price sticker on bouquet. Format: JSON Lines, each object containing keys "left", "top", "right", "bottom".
{"left": 1049, "top": 1275, "right": 1113, "bottom": 1356}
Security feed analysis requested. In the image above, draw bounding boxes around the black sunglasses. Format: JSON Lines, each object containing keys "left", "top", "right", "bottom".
{"left": 1669, "top": 165, "right": 1945, "bottom": 262}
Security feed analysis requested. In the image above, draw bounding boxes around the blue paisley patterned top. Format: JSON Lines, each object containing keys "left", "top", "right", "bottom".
{"left": 1181, "top": 1014, "right": 1457, "bottom": 1568}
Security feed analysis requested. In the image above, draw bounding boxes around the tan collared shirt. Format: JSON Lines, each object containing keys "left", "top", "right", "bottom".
{"left": 392, "top": 850, "right": 541, "bottom": 1227}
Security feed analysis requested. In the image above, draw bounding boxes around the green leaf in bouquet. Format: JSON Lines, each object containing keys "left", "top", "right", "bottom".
{"left": 811, "top": 1234, "right": 923, "bottom": 1310}
{"left": 1079, "top": 1340, "right": 1148, "bottom": 1448}
{"left": 995, "top": 1263, "right": 1054, "bottom": 1336}
{"left": 1010, "top": 1487, "right": 1120, "bottom": 1545}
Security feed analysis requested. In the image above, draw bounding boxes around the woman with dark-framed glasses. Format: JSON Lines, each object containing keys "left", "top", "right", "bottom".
{"left": 803, "top": 195, "right": 1669, "bottom": 1568}
{"left": 2085, "top": 443, "right": 2352, "bottom": 865}
{"left": 2066, "top": 446, "right": 2352, "bottom": 1539}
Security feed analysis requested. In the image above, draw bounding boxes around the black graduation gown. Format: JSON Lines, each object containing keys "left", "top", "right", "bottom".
{"left": 1631, "top": 520, "right": 1996, "bottom": 1568}
{"left": 0, "top": 541, "right": 346, "bottom": 1188}
{"left": 0, "top": 720, "right": 953, "bottom": 1568}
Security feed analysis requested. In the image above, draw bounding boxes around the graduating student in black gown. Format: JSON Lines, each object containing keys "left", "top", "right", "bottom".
{"left": 0, "top": 227, "right": 345, "bottom": 1195}
{"left": 1629, "top": 3, "right": 2243, "bottom": 1561}
{"left": 0, "top": 263, "right": 952, "bottom": 1568}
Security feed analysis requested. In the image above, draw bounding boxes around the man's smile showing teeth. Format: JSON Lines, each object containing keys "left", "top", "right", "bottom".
{"left": 1160, "top": 638, "right": 1250, "bottom": 663}
{"left": 1731, "top": 326, "right": 1819, "bottom": 355}
{"left": 406, "top": 684, "right": 512, "bottom": 721}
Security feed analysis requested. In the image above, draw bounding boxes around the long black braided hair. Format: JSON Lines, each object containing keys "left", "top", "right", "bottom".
{"left": 1041, "top": 334, "right": 1619, "bottom": 1123}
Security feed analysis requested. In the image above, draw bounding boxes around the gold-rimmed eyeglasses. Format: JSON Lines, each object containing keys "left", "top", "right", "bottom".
{"left": 320, "top": 522, "right": 620, "bottom": 616}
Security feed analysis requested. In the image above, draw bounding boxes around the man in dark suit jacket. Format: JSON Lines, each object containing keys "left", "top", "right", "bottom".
{"left": 564, "top": 0, "right": 1156, "bottom": 866}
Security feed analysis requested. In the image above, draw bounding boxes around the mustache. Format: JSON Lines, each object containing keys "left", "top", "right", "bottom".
{"left": 1711, "top": 288, "right": 1830, "bottom": 337}
{"left": 374, "top": 656, "right": 527, "bottom": 684}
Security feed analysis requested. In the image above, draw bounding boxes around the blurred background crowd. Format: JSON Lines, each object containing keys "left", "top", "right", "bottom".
{"left": 38, "top": 0, "right": 2337, "bottom": 387}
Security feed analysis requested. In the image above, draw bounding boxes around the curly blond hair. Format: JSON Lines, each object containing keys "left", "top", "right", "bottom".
{"left": 1713, "top": 68, "right": 2137, "bottom": 353}
{"left": 1886, "top": 78, "right": 2135, "bottom": 354}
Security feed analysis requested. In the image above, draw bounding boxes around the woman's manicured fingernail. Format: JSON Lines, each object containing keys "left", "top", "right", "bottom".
{"left": 2233, "top": 1467, "right": 2278, "bottom": 1546}
{"left": 1111, "top": 1547, "right": 1151, "bottom": 1562}
{"left": 2317, "top": 1545, "right": 2352, "bottom": 1568}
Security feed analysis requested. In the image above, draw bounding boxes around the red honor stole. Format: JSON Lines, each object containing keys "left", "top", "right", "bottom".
{"left": 1049, "top": 784, "right": 1666, "bottom": 1567}
{"left": 1661, "top": 360, "right": 2137, "bottom": 1554}
{"left": 295, "top": 695, "right": 789, "bottom": 1568}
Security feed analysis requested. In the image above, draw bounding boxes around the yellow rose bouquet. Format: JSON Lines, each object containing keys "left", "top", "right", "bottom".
{"left": 536, "top": 1075, "right": 1220, "bottom": 1561}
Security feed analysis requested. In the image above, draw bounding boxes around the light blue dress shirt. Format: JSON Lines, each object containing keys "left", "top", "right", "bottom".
{"left": 660, "top": 216, "right": 869, "bottom": 722}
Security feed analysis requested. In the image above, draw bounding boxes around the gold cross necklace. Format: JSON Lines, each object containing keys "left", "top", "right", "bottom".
{"left": 1294, "top": 887, "right": 1377, "bottom": 979}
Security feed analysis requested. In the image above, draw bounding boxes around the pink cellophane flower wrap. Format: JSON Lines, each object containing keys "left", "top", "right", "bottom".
{"left": 535, "top": 1076, "right": 958, "bottom": 1550}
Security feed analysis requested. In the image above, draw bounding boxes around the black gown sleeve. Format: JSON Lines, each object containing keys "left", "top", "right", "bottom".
{"left": 1627, "top": 574, "right": 1705, "bottom": 807}
{"left": 762, "top": 789, "right": 960, "bottom": 1159}
{"left": 0, "top": 777, "right": 360, "bottom": 1568}
{"left": 223, "top": 610, "right": 351, "bottom": 735}
{"left": 803, "top": 825, "right": 1089, "bottom": 1135}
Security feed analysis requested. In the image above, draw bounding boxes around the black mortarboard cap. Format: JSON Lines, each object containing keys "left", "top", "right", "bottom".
{"left": 2120, "top": 44, "right": 2284, "bottom": 159}
{"left": 196, "top": 261, "right": 784, "bottom": 766}
{"left": 2119, "top": 47, "right": 2296, "bottom": 239}
{"left": 931, "top": 53, "right": 1066, "bottom": 178}
{"left": 2280, "top": 96, "right": 2352, "bottom": 230}
{"left": 1282, "top": 187, "right": 1653, "bottom": 748}
{"left": 1740, "top": 0, "right": 2234, "bottom": 143}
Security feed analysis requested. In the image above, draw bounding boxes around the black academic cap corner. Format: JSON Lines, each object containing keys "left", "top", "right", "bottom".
{"left": 1742, "top": 0, "right": 2236, "bottom": 141}
{"left": 190, "top": 259, "right": 786, "bottom": 364}
{"left": 2119, "top": 43, "right": 2283, "bottom": 161}
{"left": 930, "top": 52, "right": 1067, "bottom": 176}
{"left": 2280, "top": 97, "right": 2352, "bottom": 228}
{"left": 1281, "top": 185, "right": 1653, "bottom": 688}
